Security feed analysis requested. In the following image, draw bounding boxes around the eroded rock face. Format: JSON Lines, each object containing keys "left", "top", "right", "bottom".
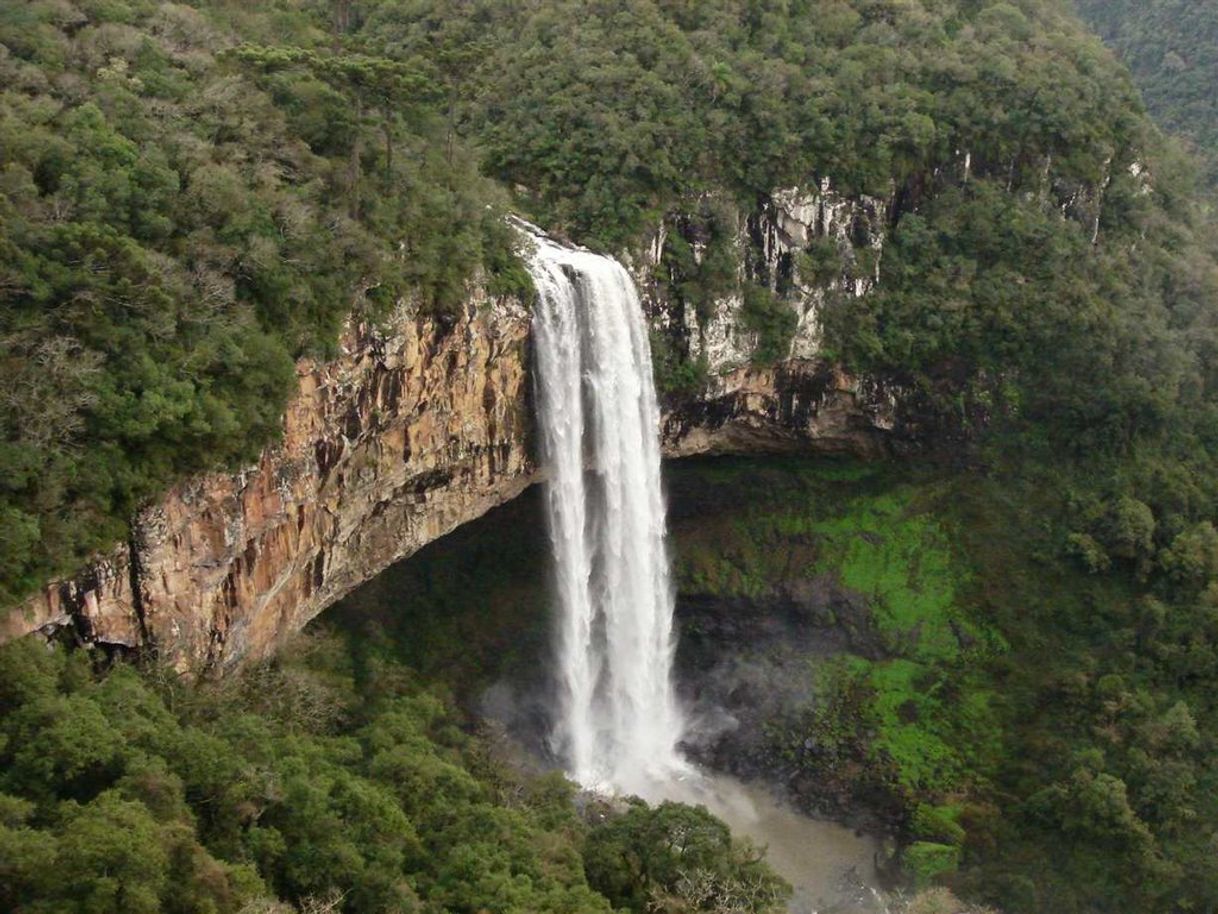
{"left": 644, "top": 185, "right": 900, "bottom": 457}
{"left": 634, "top": 180, "right": 888, "bottom": 374}
{"left": 662, "top": 361, "right": 897, "bottom": 459}
{"left": 5, "top": 291, "right": 536, "bottom": 672}
{"left": 3, "top": 196, "right": 910, "bottom": 673}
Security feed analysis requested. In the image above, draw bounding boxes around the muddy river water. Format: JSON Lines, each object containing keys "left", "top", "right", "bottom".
{"left": 640, "top": 770, "right": 892, "bottom": 914}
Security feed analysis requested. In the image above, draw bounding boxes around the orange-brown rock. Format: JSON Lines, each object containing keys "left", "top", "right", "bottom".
{"left": 5, "top": 291, "right": 536, "bottom": 673}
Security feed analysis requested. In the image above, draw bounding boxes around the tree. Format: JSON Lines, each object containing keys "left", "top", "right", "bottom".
{"left": 583, "top": 800, "right": 790, "bottom": 912}
{"left": 229, "top": 46, "right": 437, "bottom": 208}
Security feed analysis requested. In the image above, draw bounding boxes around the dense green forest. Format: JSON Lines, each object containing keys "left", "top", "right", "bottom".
{"left": 5, "top": 0, "right": 1218, "bottom": 912}
{"left": 1074, "top": 0, "right": 1218, "bottom": 190}
{"left": 0, "top": 632, "right": 793, "bottom": 914}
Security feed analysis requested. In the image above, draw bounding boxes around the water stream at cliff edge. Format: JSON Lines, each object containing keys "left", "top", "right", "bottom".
{"left": 523, "top": 225, "right": 889, "bottom": 913}
{"left": 525, "top": 227, "right": 686, "bottom": 795}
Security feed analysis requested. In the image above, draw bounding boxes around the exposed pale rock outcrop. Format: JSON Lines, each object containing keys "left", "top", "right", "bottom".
{"left": 634, "top": 180, "right": 888, "bottom": 373}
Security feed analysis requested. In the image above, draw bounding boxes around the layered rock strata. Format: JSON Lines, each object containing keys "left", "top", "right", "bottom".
{"left": 3, "top": 292, "right": 535, "bottom": 672}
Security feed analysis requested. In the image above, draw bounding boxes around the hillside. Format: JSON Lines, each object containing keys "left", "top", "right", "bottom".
{"left": 1074, "top": 0, "right": 1218, "bottom": 189}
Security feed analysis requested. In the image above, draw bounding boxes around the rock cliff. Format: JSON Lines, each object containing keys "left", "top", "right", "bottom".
{"left": 2, "top": 290, "right": 536, "bottom": 672}
{"left": 2, "top": 196, "right": 905, "bottom": 673}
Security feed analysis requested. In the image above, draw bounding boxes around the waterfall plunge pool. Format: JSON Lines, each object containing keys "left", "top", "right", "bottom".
{"left": 634, "top": 770, "right": 887, "bottom": 914}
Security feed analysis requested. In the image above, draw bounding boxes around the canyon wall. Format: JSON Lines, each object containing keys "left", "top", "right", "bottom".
{"left": 1, "top": 290, "right": 536, "bottom": 672}
{"left": 1, "top": 196, "right": 905, "bottom": 673}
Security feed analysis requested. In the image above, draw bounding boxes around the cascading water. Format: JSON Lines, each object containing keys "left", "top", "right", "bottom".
{"left": 523, "top": 225, "right": 686, "bottom": 795}
{"left": 517, "top": 223, "right": 889, "bottom": 912}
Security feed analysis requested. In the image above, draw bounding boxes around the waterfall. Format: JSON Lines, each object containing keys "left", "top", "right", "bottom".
{"left": 524, "top": 227, "right": 686, "bottom": 794}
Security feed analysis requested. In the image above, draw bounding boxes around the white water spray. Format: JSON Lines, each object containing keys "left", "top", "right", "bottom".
{"left": 524, "top": 226, "right": 685, "bottom": 794}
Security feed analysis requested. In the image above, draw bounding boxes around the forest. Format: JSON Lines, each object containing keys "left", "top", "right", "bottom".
{"left": 4, "top": 0, "right": 1218, "bottom": 912}
{"left": 0, "top": 631, "right": 790, "bottom": 913}
{"left": 4, "top": 0, "right": 1214, "bottom": 610}
{"left": 1074, "top": 0, "right": 1218, "bottom": 192}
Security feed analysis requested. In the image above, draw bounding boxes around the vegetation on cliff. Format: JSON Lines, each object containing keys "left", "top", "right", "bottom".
{"left": 5, "top": 2, "right": 1218, "bottom": 913}
{"left": 0, "top": 0, "right": 526, "bottom": 603}
{"left": 5, "top": 0, "right": 1214, "bottom": 608}
{"left": 1073, "top": 0, "right": 1218, "bottom": 191}
{"left": 665, "top": 458, "right": 1218, "bottom": 913}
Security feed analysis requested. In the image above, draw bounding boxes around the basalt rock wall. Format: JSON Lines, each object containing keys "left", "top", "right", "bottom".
{"left": 2, "top": 197, "right": 907, "bottom": 673}
{"left": 3, "top": 291, "right": 537, "bottom": 673}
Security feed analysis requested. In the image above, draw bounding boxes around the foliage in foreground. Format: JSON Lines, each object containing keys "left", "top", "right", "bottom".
{"left": 0, "top": 634, "right": 787, "bottom": 914}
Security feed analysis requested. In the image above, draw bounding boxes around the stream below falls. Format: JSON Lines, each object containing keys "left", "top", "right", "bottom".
{"left": 633, "top": 770, "right": 888, "bottom": 914}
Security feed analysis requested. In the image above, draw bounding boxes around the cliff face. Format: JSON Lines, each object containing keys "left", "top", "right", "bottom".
{"left": 635, "top": 180, "right": 888, "bottom": 373}
{"left": 640, "top": 180, "right": 897, "bottom": 458}
{"left": 2, "top": 197, "right": 904, "bottom": 673}
{"left": 2, "top": 292, "right": 536, "bottom": 672}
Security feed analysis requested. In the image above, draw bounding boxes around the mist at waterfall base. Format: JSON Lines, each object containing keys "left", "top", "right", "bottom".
{"left": 522, "top": 228, "right": 887, "bottom": 914}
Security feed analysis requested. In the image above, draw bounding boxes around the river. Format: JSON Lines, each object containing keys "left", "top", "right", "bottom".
{"left": 639, "top": 769, "right": 891, "bottom": 914}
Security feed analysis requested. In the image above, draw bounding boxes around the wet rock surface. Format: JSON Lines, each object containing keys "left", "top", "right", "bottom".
{"left": 675, "top": 583, "right": 904, "bottom": 836}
